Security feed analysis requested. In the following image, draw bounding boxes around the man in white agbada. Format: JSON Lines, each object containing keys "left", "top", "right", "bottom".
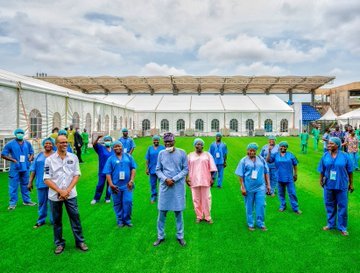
{"left": 153, "top": 133, "right": 188, "bottom": 247}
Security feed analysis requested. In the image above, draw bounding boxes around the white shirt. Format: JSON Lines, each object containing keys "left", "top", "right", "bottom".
{"left": 44, "top": 152, "right": 81, "bottom": 201}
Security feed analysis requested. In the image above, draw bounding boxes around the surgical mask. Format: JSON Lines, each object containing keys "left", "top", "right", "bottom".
{"left": 166, "top": 147, "right": 174, "bottom": 153}
{"left": 104, "top": 141, "right": 112, "bottom": 147}
{"left": 16, "top": 133, "right": 24, "bottom": 140}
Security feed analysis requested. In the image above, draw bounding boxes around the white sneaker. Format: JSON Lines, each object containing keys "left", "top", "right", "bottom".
{"left": 8, "top": 205, "right": 16, "bottom": 210}
{"left": 105, "top": 199, "right": 111, "bottom": 204}
{"left": 90, "top": 200, "right": 97, "bottom": 205}
{"left": 23, "top": 201, "right": 37, "bottom": 206}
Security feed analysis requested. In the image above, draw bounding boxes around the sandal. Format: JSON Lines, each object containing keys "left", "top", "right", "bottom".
{"left": 322, "top": 226, "right": 332, "bottom": 231}
{"left": 33, "top": 222, "right": 45, "bottom": 229}
{"left": 340, "top": 231, "right": 349, "bottom": 236}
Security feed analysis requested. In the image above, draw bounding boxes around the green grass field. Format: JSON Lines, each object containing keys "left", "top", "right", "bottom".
{"left": 0, "top": 136, "right": 359, "bottom": 273}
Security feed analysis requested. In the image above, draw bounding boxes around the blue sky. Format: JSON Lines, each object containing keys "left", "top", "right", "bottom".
{"left": 0, "top": 0, "right": 359, "bottom": 87}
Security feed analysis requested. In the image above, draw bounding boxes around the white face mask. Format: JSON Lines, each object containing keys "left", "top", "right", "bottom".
{"left": 166, "top": 147, "right": 174, "bottom": 152}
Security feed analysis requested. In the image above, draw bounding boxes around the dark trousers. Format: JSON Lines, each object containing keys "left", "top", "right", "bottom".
{"left": 50, "top": 197, "right": 85, "bottom": 247}
{"left": 75, "top": 145, "right": 83, "bottom": 162}
{"left": 93, "top": 174, "right": 111, "bottom": 201}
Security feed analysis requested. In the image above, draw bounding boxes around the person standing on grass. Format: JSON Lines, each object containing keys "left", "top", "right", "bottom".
{"left": 103, "top": 141, "right": 136, "bottom": 227}
{"left": 267, "top": 141, "right": 302, "bottom": 214}
{"left": 261, "top": 135, "right": 279, "bottom": 196}
{"left": 322, "top": 128, "right": 331, "bottom": 153}
{"left": 344, "top": 130, "right": 359, "bottom": 171}
{"left": 330, "top": 125, "right": 344, "bottom": 148}
{"left": 90, "top": 135, "right": 113, "bottom": 205}
{"left": 299, "top": 129, "right": 309, "bottom": 154}
{"left": 235, "top": 143, "right": 271, "bottom": 231}
{"left": 318, "top": 137, "right": 354, "bottom": 236}
{"left": 81, "top": 128, "right": 89, "bottom": 154}
{"left": 145, "top": 135, "right": 165, "bottom": 203}
{"left": 187, "top": 138, "right": 217, "bottom": 224}
{"left": 44, "top": 135, "right": 88, "bottom": 254}
{"left": 118, "top": 128, "right": 136, "bottom": 155}
{"left": 1, "top": 128, "right": 37, "bottom": 210}
{"left": 74, "top": 128, "right": 84, "bottom": 163}
{"left": 153, "top": 132, "right": 188, "bottom": 247}
{"left": 311, "top": 124, "right": 320, "bottom": 151}
{"left": 208, "top": 132, "right": 227, "bottom": 188}
{"left": 67, "top": 125, "right": 76, "bottom": 151}
{"left": 28, "top": 137, "right": 55, "bottom": 228}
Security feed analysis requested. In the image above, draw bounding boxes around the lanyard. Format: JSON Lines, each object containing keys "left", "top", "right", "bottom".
{"left": 17, "top": 141, "right": 26, "bottom": 154}
{"left": 329, "top": 152, "right": 339, "bottom": 170}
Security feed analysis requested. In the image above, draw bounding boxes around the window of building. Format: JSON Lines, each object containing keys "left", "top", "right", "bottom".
{"left": 29, "top": 109, "right": 42, "bottom": 138}
{"left": 72, "top": 112, "right": 80, "bottom": 129}
{"left": 176, "top": 119, "right": 185, "bottom": 131}
{"left": 161, "top": 119, "right": 169, "bottom": 132}
{"left": 195, "top": 119, "right": 204, "bottom": 132}
{"left": 230, "top": 119, "right": 238, "bottom": 132}
{"left": 97, "top": 115, "right": 101, "bottom": 131}
{"left": 85, "top": 113, "right": 91, "bottom": 134}
{"left": 113, "top": 116, "right": 117, "bottom": 131}
{"left": 264, "top": 119, "right": 273, "bottom": 132}
{"left": 52, "top": 112, "right": 61, "bottom": 130}
{"left": 142, "top": 119, "right": 150, "bottom": 131}
{"left": 211, "top": 119, "right": 220, "bottom": 132}
{"left": 280, "top": 119, "right": 288, "bottom": 132}
{"left": 105, "top": 115, "right": 110, "bottom": 134}
{"left": 246, "top": 119, "right": 254, "bottom": 131}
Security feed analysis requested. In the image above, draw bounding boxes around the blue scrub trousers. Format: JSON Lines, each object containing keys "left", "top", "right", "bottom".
{"left": 269, "top": 168, "right": 277, "bottom": 194}
{"left": 349, "top": 152, "right": 359, "bottom": 170}
{"left": 9, "top": 170, "right": 31, "bottom": 206}
{"left": 37, "top": 187, "right": 53, "bottom": 224}
{"left": 112, "top": 188, "right": 133, "bottom": 225}
{"left": 50, "top": 197, "right": 85, "bottom": 247}
{"left": 277, "top": 181, "right": 299, "bottom": 211}
{"left": 149, "top": 174, "right": 158, "bottom": 201}
{"left": 324, "top": 188, "right": 348, "bottom": 231}
{"left": 157, "top": 210, "right": 184, "bottom": 240}
{"left": 93, "top": 174, "right": 111, "bottom": 201}
{"left": 244, "top": 189, "right": 266, "bottom": 228}
{"left": 214, "top": 164, "right": 224, "bottom": 187}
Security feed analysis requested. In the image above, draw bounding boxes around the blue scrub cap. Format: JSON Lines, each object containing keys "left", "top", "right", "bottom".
{"left": 247, "top": 142, "right": 258, "bottom": 151}
{"left": 112, "top": 140, "right": 122, "bottom": 147}
{"left": 103, "top": 135, "right": 112, "bottom": 141}
{"left": 152, "top": 135, "right": 160, "bottom": 141}
{"left": 14, "top": 128, "right": 25, "bottom": 135}
{"left": 58, "top": 129, "right": 67, "bottom": 136}
{"left": 268, "top": 135, "right": 276, "bottom": 140}
{"left": 215, "top": 132, "right": 222, "bottom": 137}
{"left": 42, "top": 137, "right": 55, "bottom": 147}
{"left": 193, "top": 138, "right": 204, "bottom": 146}
{"left": 121, "top": 128, "right": 128, "bottom": 132}
{"left": 279, "top": 141, "right": 288, "bottom": 148}
{"left": 329, "top": 137, "right": 341, "bottom": 148}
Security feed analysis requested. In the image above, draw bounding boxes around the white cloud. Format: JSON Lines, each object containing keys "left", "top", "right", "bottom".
{"left": 139, "top": 62, "right": 187, "bottom": 76}
{"left": 235, "top": 62, "right": 289, "bottom": 76}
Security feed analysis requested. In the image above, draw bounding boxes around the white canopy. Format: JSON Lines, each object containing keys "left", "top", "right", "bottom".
{"left": 318, "top": 107, "right": 337, "bottom": 121}
{"left": 337, "top": 108, "right": 360, "bottom": 120}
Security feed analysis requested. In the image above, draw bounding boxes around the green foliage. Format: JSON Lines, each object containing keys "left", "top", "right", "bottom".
{"left": 0, "top": 136, "right": 359, "bottom": 273}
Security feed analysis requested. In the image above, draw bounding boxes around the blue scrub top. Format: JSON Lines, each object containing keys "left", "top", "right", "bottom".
{"left": 94, "top": 143, "right": 114, "bottom": 174}
{"left": 271, "top": 152, "right": 298, "bottom": 183}
{"left": 260, "top": 144, "right": 279, "bottom": 169}
{"left": 209, "top": 142, "right": 228, "bottom": 165}
{"left": 103, "top": 153, "right": 137, "bottom": 189}
{"left": 235, "top": 156, "right": 269, "bottom": 192}
{"left": 1, "top": 139, "right": 34, "bottom": 174}
{"left": 30, "top": 152, "right": 49, "bottom": 189}
{"left": 118, "top": 137, "right": 136, "bottom": 154}
{"left": 145, "top": 145, "right": 165, "bottom": 174}
{"left": 318, "top": 151, "right": 353, "bottom": 191}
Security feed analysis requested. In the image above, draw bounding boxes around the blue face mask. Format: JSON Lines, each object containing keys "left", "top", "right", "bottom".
{"left": 16, "top": 133, "right": 24, "bottom": 140}
{"left": 104, "top": 141, "right": 112, "bottom": 147}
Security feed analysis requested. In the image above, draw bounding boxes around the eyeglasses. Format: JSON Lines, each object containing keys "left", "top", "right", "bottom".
{"left": 59, "top": 142, "right": 68, "bottom": 144}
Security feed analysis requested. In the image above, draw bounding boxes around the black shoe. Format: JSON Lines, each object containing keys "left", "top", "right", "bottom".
{"left": 153, "top": 238, "right": 165, "bottom": 247}
{"left": 76, "top": 242, "right": 88, "bottom": 252}
{"left": 177, "top": 238, "right": 186, "bottom": 247}
{"left": 54, "top": 245, "right": 65, "bottom": 255}
{"left": 33, "top": 222, "right": 45, "bottom": 229}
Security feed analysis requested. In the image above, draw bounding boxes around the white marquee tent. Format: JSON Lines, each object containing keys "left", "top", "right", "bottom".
{"left": 337, "top": 108, "right": 360, "bottom": 127}
{"left": 318, "top": 107, "right": 337, "bottom": 121}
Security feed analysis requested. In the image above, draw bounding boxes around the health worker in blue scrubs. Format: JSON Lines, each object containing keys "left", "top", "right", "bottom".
{"left": 28, "top": 137, "right": 54, "bottom": 228}
{"left": 1, "top": 128, "right": 37, "bottom": 210}
{"left": 235, "top": 143, "right": 270, "bottom": 231}
{"left": 145, "top": 135, "right": 165, "bottom": 203}
{"left": 261, "top": 135, "right": 279, "bottom": 196}
{"left": 209, "top": 132, "right": 227, "bottom": 188}
{"left": 118, "top": 128, "right": 136, "bottom": 154}
{"left": 318, "top": 137, "right": 354, "bottom": 236}
{"left": 90, "top": 135, "right": 113, "bottom": 204}
{"left": 104, "top": 141, "right": 136, "bottom": 227}
{"left": 268, "top": 141, "right": 302, "bottom": 214}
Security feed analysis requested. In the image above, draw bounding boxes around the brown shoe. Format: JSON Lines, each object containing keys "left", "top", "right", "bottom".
{"left": 54, "top": 245, "right": 65, "bottom": 255}
{"left": 76, "top": 242, "right": 88, "bottom": 252}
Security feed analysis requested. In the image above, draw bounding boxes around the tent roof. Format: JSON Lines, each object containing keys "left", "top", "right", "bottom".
{"left": 35, "top": 75, "right": 335, "bottom": 95}
{"left": 319, "top": 107, "right": 337, "bottom": 120}
{"left": 89, "top": 94, "right": 293, "bottom": 113}
{"left": 337, "top": 108, "right": 360, "bottom": 120}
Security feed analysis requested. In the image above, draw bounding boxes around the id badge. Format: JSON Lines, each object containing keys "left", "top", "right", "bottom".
{"left": 124, "top": 148, "right": 128, "bottom": 153}
{"left": 251, "top": 170, "right": 258, "bottom": 179}
{"left": 19, "top": 155, "right": 25, "bottom": 163}
{"left": 330, "top": 170, "right": 337, "bottom": 180}
{"left": 215, "top": 152, "right": 220, "bottom": 158}
{"left": 119, "top": 171, "right": 125, "bottom": 180}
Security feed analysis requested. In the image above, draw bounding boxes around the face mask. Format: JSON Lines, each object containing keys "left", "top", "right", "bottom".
{"left": 16, "top": 133, "right": 24, "bottom": 140}
{"left": 104, "top": 141, "right": 111, "bottom": 147}
{"left": 166, "top": 147, "right": 174, "bottom": 153}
